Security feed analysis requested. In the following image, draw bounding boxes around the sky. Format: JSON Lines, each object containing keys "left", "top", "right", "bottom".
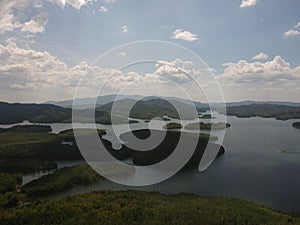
{"left": 0, "top": 0, "right": 300, "bottom": 103}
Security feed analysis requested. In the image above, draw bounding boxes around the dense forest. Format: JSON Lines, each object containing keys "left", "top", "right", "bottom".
{"left": 1, "top": 190, "right": 300, "bottom": 225}
{"left": 120, "top": 129, "right": 224, "bottom": 167}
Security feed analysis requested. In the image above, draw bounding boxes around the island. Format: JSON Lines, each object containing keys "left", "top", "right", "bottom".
{"left": 292, "top": 122, "right": 300, "bottom": 129}
{"left": 0, "top": 125, "right": 52, "bottom": 133}
{"left": 120, "top": 129, "right": 225, "bottom": 168}
{"left": 163, "top": 122, "right": 183, "bottom": 130}
{"left": 185, "top": 122, "right": 231, "bottom": 130}
{"left": 199, "top": 114, "right": 215, "bottom": 119}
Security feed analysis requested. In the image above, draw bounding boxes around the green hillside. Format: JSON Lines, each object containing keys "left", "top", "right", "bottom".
{"left": 1, "top": 190, "right": 300, "bottom": 225}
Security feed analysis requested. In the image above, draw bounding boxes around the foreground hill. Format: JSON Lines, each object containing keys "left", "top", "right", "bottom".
{"left": 1, "top": 190, "right": 300, "bottom": 225}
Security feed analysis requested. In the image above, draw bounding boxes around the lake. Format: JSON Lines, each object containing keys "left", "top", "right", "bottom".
{"left": 1, "top": 114, "right": 300, "bottom": 212}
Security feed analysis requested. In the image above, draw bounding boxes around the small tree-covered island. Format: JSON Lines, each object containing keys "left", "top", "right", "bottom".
{"left": 185, "top": 122, "right": 231, "bottom": 130}
{"left": 292, "top": 122, "right": 300, "bottom": 129}
{"left": 163, "top": 122, "right": 183, "bottom": 130}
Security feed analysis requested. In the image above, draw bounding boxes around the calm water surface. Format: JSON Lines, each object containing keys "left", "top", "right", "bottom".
{"left": 1, "top": 115, "right": 300, "bottom": 212}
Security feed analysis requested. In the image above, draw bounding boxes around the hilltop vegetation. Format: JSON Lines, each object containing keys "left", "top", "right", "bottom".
{"left": 1, "top": 190, "right": 300, "bottom": 225}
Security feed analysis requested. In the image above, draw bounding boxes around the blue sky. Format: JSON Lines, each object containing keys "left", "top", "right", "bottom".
{"left": 0, "top": 0, "right": 300, "bottom": 102}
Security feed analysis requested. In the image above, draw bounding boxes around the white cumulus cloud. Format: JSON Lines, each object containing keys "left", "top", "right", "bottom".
{"left": 99, "top": 6, "right": 109, "bottom": 12}
{"left": 118, "top": 52, "right": 126, "bottom": 57}
{"left": 252, "top": 52, "right": 268, "bottom": 60}
{"left": 240, "top": 0, "right": 258, "bottom": 8}
{"left": 50, "top": 0, "right": 95, "bottom": 10}
{"left": 21, "top": 13, "right": 49, "bottom": 34}
{"left": 121, "top": 25, "right": 128, "bottom": 33}
{"left": 172, "top": 29, "right": 199, "bottom": 42}
{"left": 218, "top": 56, "right": 300, "bottom": 101}
{"left": 283, "top": 29, "right": 300, "bottom": 38}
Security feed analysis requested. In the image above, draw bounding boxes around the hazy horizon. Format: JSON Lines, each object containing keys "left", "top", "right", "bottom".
{"left": 2, "top": 94, "right": 300, "bottom": 105}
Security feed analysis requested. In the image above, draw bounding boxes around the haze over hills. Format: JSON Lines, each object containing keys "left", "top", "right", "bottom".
{"left": 2, "top": 96, "right": 300, "bottom": 125}
{"left": 45, "top": 95, "right": 300, "bottom": 109}
{"left": 44, "top": 94, "right": 210, "bottom": 110}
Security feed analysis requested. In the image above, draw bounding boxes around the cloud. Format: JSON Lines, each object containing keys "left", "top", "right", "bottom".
{"left": 118, "top": 52, "right": 126, "bottom": 57}
{"left": 0, "top": 0, "right": 96, "bottom": 35}
{"left": 283, "top": 29, "right": 300, "bottom": 38}
{"left": 252, "top": 52, "right": 268, "bottom": 60}
{"left": 99, "top": 6, "right": 109, "bottom": 12}
{"left": 21, "top": 13, "right": 49, "bottom": 34}
{"left": 121, "top": 25, "right": 128, "bottom": 33}
{"left": 240, "top": 0, "right": 258, "bottom": 8}
{"left": 172, "top": 29, "right": 199, "bottom": 42}
{"left": 0, "top": 0, "right": 29, "bottom": 34}
{"left": 220, "top": 56, "right": 295, "bottom": 81}
{"left": 283, "top": 22, "right": 300, "bottom": 39}
{"left": 218, "top": 56, "right": 300, "bottom": 101}
{"left": 104, "top": 0, "right": 117, "bottom": 3}
{"left": 0, "top": 41, "right": 211, "bottom": 102}
{"left": 50, "top": 0, "right": 96, "bottom": 10}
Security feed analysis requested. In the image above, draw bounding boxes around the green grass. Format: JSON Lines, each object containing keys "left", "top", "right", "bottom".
{"left": 1, "top": 190, "right": 300, "bottom": 225}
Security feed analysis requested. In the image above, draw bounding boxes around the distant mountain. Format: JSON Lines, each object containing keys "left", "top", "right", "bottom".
{"left": 44, "top": 94, "right": 145, "bottom": 109}
{"left": 0, "top": 102, "right": 72, "bottom": 124}
{"left": 213, "top": 101, "right": 300, "bottom": 107}
{"left": 97, "top": 98, "right": 202, "bottom": 120}
{"left": 45, "top": 94, "right": 210, "bottom": 112}
{"left": 46, "top": 95, "right": 300, "bottom": 110}
{"left": 2, "top": 97, "right": 300, "bottom": 125}
{"left": 0, "top": 102, "right": 106, "bottom": 124}
{"left": 224, "top": 103, "right": 300, "bottom": 120}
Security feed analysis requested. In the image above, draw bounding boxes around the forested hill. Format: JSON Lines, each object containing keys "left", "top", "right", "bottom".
{"left": 97, "top": 98, "right": 204, "bottom": 120}
{"left": 0, "top": 102, "right": 72, "bottom": 124}
{"left": 1, "top": 190, "right": 300, "bottom": 225}
{"left": 224, "top": 103, "right": 300, "bottom": 120}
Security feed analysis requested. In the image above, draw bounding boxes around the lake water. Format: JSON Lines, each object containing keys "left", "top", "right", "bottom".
{"left": 1, "top": 114, "right": 300, "bottom": 212}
